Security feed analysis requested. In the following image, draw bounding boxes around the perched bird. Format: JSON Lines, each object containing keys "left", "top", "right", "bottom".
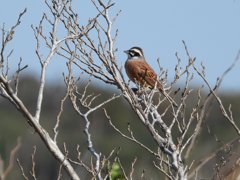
{"left": 124, "top": 46, "right": 177, "bottom": 107}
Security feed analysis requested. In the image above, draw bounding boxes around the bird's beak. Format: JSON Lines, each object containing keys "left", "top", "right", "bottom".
{"left": 124, "top": 50, "right": 129, "bottom": 54}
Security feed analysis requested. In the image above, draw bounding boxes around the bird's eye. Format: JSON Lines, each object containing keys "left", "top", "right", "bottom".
{"left": 129, "top": 51, "right": 140, "bottom": 57}
{"left": 134, "top": 52, "right": 140, "bottom": 56}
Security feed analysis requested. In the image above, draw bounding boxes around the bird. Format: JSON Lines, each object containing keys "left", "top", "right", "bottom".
{"left": 124, "top": 46, "right": 177, "bottom": 107}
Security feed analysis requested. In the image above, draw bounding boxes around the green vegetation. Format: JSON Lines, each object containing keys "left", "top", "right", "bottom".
{"left": 0, "top": 76, "right": 240, "bottom": 179}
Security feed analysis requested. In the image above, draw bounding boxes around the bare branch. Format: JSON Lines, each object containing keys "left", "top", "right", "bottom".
{"left": 16, "top": 159, "right": 29, "bottom": 180}
{"left": 0, "top": 137, "right": 21, "bottom": 180}
{"left": 30, "top": 146, "right": 37, "bottom": 180}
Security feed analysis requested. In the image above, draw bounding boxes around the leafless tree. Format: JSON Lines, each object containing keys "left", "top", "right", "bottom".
{"left": 0, "top": 0, "right": 239, "bottom": 180}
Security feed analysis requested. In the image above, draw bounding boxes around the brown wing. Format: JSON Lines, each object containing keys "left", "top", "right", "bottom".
{"left": 137, "top": 61, "right": 177, "bottom": 106}
{"left": 136, "top": 61, "right": 164, "bottom": 91}
{"left": 125, "top": 59, "right": 177, "bottom": 107}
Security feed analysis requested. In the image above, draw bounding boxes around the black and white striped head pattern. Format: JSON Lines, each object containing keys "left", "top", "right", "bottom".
{"left": 124, "top": 47, "right": 145, "bottom": 59}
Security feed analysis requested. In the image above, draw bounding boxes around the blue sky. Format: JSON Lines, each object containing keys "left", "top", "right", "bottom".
{"left": 1, "top": 0, "right": 240, "bottom": 92}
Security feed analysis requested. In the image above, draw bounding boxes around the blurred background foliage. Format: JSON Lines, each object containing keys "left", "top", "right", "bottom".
{"left": 0, "top": 75, "right": 240, "bottom": 179}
